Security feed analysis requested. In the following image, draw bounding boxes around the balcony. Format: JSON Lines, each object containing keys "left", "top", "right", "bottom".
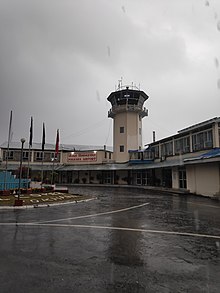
{"left": 108, "top": 104, "right": 148, "bottom": 118}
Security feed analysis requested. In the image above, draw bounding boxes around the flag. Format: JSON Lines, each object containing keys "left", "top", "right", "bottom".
{"left": 42, "top": 122, "right": 45, "bottom": 152}
{"left": 29, "top": 116, "right": 33, "bottom": 147}
{"left": 55, "top": 129, "right": 59, "bottom": 158}
{"left": 8, "top": 110, "right": 13, "bottom": 144}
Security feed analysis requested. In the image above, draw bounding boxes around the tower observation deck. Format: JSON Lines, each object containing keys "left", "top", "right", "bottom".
{"left": 107, "top": 86, "right": 149, "bottom": 119}
{"left": 107, "top": 85, "right": 149, "bottom": 163}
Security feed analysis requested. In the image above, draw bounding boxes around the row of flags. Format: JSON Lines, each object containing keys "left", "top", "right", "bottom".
{"left": 7, "top": 111, "right": 59, "bottom": 158}
{"left": 5, "top": 111, "right": 60, "bottom": 186}
{"left": 29, "top": 117, "right": 60, "bottom": 158}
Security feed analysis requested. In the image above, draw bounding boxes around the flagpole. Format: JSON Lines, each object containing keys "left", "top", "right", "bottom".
{"left": 40, "top": 122, "right": 45, "bottom": 189}
{"left": 51, "top": 158, "right": 55, "bottom": 185}
{"left": 4, "top": 110, "right": 12, "bottom": 190}
{"left": 51, "top": 129, "right": 59, "bottom": 185}
{"left": 27, "top": 117, "right": 33, "bottom": 188}
{"left": 40, "top": 151, "right": 44, "bottom": 189}
{"left": 27, "top": 143, "right": 31, "bottom": 188}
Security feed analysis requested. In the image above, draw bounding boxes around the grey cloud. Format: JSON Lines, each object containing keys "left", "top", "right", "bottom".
{"left": 0, "top": 0, "right": 219, "bottom": 147}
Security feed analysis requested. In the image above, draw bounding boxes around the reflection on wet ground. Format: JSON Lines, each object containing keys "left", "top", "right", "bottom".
{"left": 0, "top": 186, "right": 220, "bottom": 292}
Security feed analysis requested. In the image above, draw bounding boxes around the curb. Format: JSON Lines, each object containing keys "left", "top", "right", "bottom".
{"left": 0, "top": 197, "right": 96, "bottom": 210}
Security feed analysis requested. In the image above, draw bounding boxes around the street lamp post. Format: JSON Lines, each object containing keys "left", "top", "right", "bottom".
{"left": 18, "top": 138, "right": 25, "bottom": 201}
{"left": 51, "top": 157, "right": 57, "bottom": 185}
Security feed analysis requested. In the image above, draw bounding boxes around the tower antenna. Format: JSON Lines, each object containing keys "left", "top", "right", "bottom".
{"left": 118, "top": 77, "right": 123, "bottom": 90}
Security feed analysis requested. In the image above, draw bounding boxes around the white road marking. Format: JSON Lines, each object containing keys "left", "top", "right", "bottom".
{"left": 0, "top": 199, "right": 219, "bottom": 240}
{"left": 35, "top": 202, "right": 150, "bottom": 224}
{"left": 2, "top": 222, "right": 219, "bottom": 240}
{"left": 183, "top": 200, "right": 220, "bottom": 210}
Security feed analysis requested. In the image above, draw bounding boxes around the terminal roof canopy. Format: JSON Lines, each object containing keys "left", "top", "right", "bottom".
{"left": 178, "top": 117, "right": 220, "bottom": 134}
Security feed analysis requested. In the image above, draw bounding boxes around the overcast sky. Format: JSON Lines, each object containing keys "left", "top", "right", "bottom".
{"left": 0, "top": 0, "right": 219, "bottom": 148}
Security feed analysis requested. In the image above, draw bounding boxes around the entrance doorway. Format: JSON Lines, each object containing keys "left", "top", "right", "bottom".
{"left": 179, "top": 169, "right": 187, "bottom": 189}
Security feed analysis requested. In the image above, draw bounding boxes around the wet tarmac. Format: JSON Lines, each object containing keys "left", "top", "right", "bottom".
{"left": 0, "top": 186, "right": 220, "bottom": 293}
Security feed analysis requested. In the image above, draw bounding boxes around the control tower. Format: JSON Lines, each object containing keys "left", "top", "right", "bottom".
{"left": 107, "top": 84, "right": 149, "bottom": 162}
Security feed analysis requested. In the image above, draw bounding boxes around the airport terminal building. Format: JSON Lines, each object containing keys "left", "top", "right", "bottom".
{"left": 1, "top": 86, "right": 220, "bottom": 198}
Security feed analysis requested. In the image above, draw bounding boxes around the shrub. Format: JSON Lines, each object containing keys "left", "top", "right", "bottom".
{"left": 44, "top": 185, "right": 54, "bottom": 192}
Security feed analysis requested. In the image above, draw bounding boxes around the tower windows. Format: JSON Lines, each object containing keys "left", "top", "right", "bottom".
{"left": 120, "top": 126, "right": 124, "bottom": 133}
{"left": 120, "top": 145, "right": 124, "bottom": 152}
{"left": 139, "top": 128, "right": 141, "bottom": 135}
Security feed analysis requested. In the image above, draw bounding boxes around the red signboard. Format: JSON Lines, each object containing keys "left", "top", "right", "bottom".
{"left": 68, "top": 152, "right": 97, "bottom": 162}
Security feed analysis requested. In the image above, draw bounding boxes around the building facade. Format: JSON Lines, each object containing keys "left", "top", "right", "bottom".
{"left": 0, "top": 86, "right": 220, "bottom": 198}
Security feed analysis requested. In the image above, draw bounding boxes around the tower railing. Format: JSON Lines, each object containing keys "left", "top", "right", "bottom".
{"left": 108, "top": 104, "right": 148, "bottom": 118}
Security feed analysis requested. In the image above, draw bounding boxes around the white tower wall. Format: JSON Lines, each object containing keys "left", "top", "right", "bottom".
{"left": 113, "top": 112, "right": 142, "bottom": 162}
{"left": 107, "top": 86, "right": 149, "bottom": 163}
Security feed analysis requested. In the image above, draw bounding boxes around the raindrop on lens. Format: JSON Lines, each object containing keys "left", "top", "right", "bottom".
{"left": 121, "top": 6, "right": 126, "bottom": 13}
{"left": 214, "top": 57, "right": 219, "bottom": 68}
{"left": 107, "top": 46, "right": 111, "bottom": 57}
{"left": 96, "top": 90, "right": 101, "bottom": 102}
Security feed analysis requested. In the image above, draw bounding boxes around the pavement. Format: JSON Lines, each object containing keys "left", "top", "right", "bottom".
{"left": 0, "top": 186, "right": 220, "bottom": 293}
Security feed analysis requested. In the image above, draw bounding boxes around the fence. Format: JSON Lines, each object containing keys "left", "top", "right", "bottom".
{"left": 0, "top": 171, "right": 30, "bottom": 191}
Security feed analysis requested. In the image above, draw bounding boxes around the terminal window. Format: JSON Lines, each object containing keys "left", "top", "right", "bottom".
{"left": 4, "top": 150, "right": 14, "bottom": 160}
{"left": 120, "top": 126, "right": 124, "bottom": 133}
{"left": 192, "top": 129, "right": 213, "bottom": 151}
{"left": 22, "top": 151, "right": 29, "bottom": 160}
{"left": 36, "top": 152, "right": 43, "bottom": 161}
